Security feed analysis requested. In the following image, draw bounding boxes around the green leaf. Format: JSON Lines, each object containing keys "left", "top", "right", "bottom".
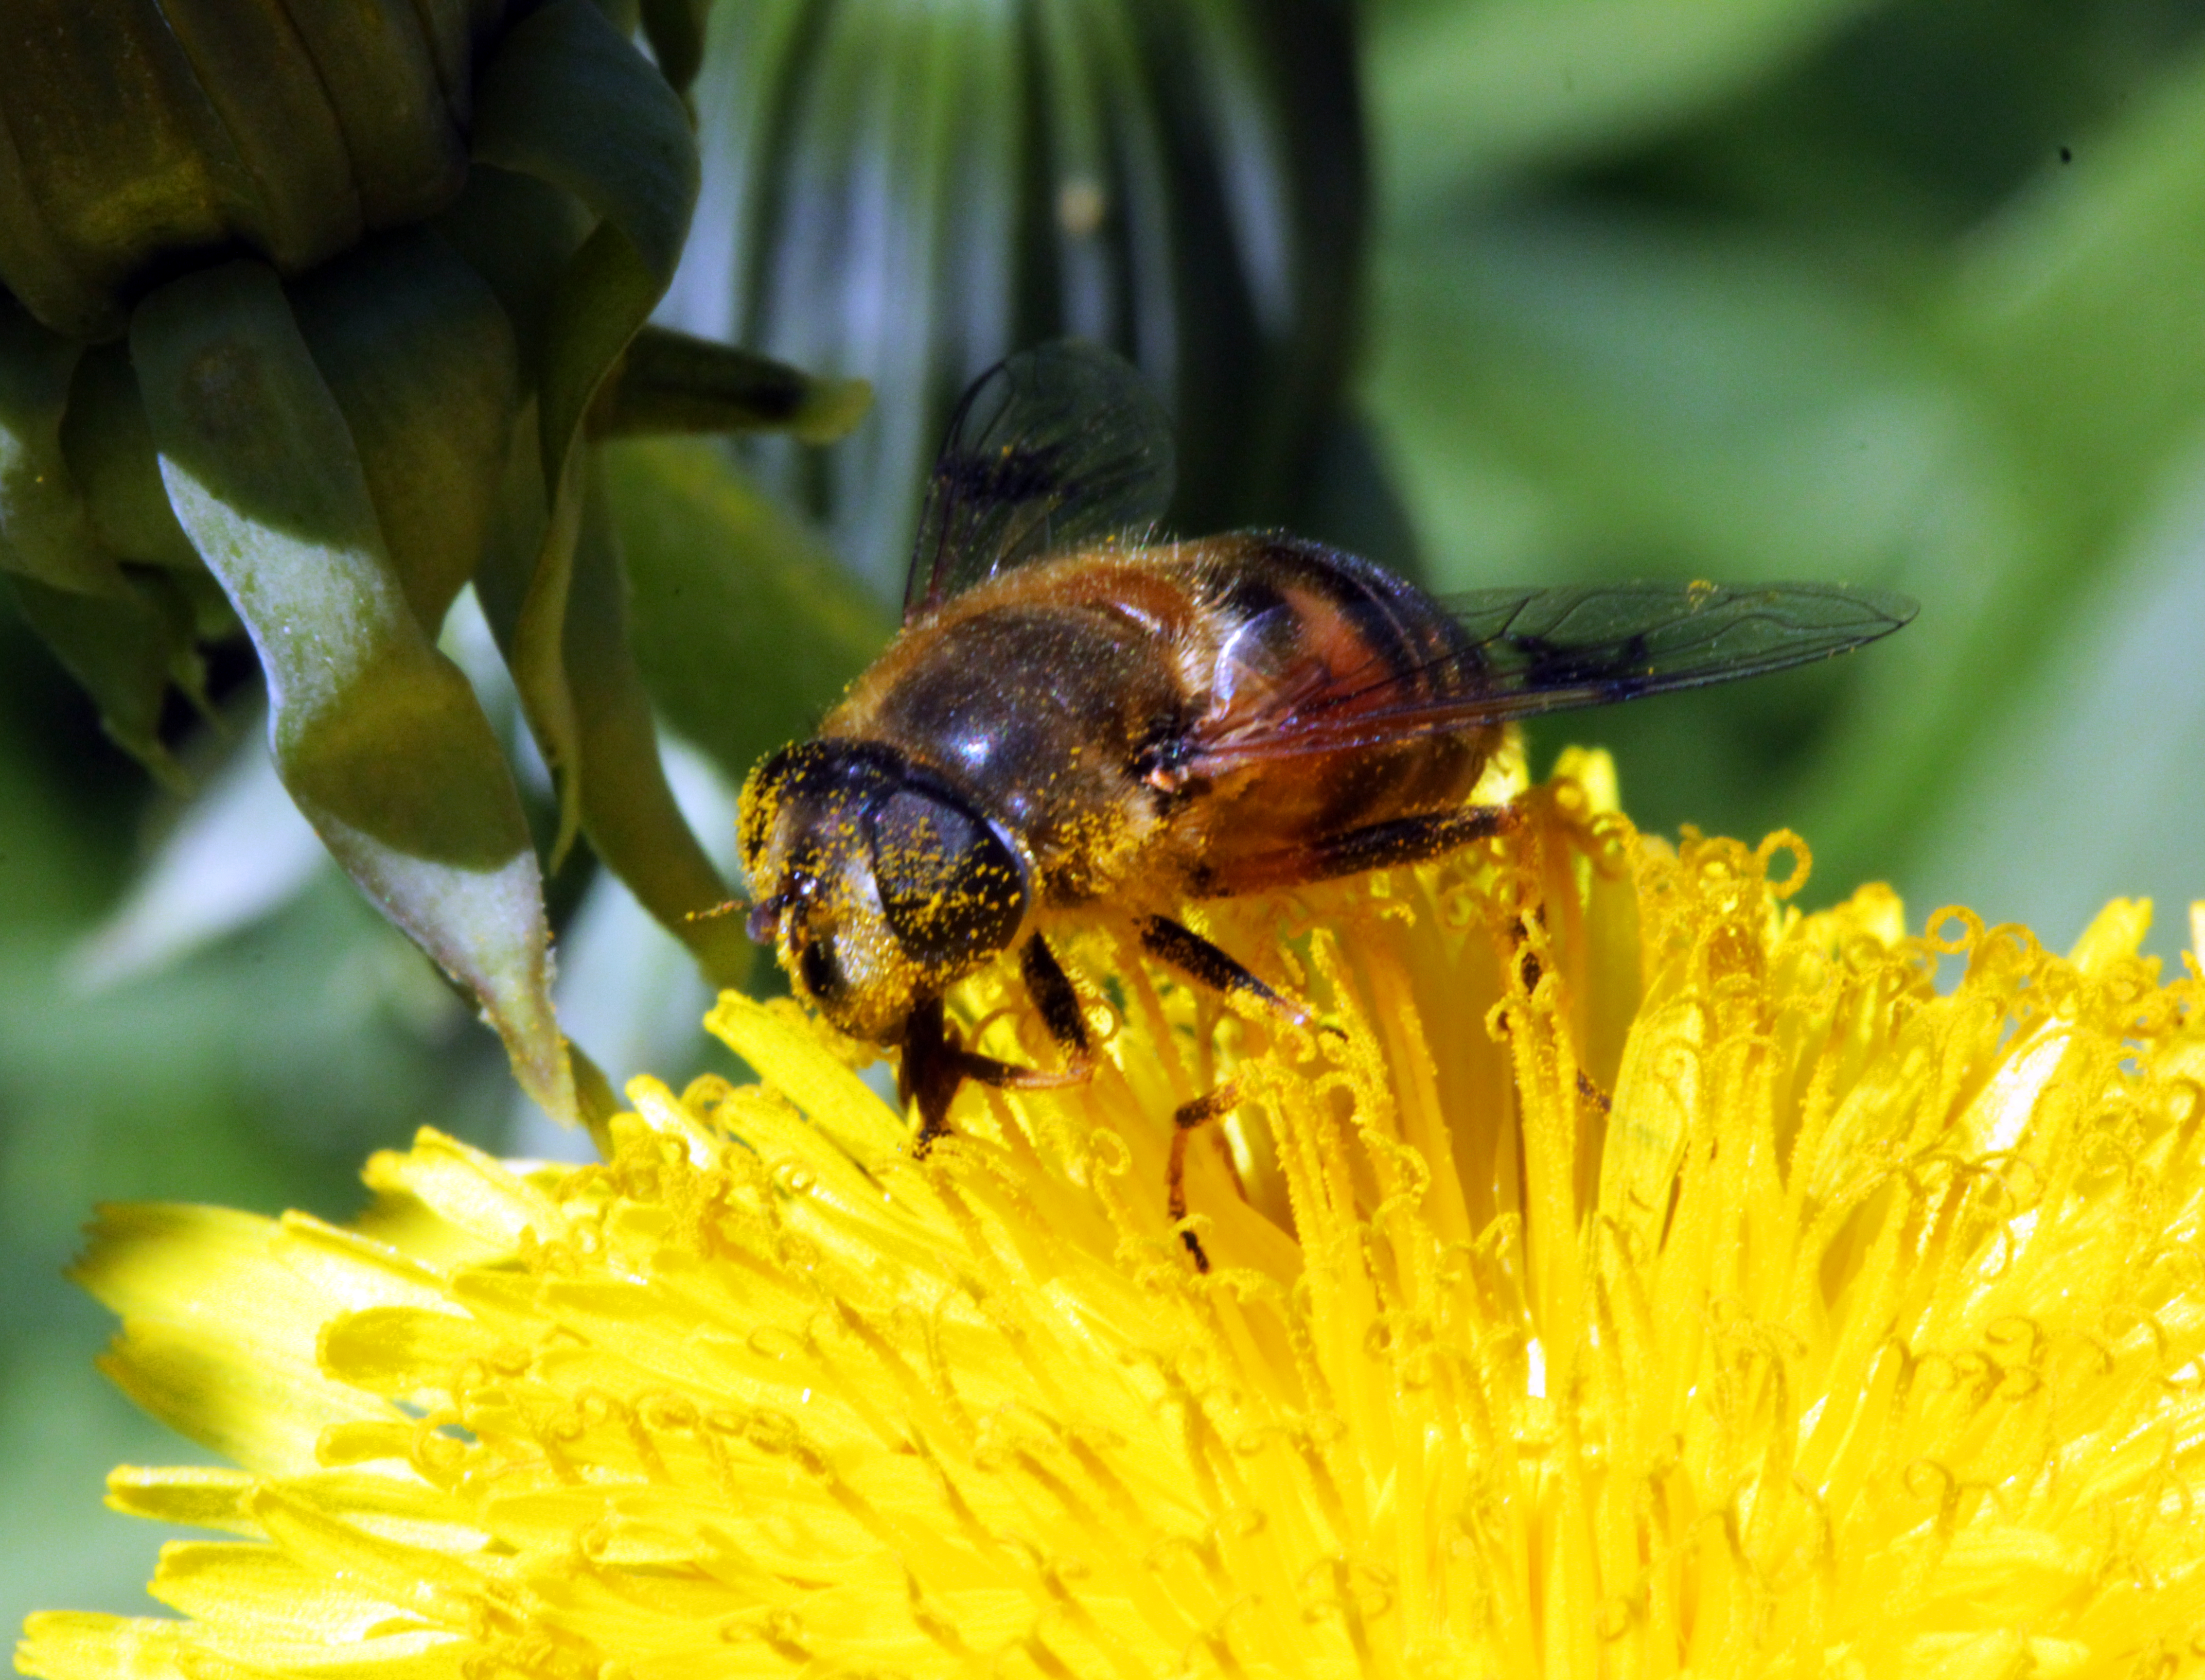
{"left": 129, "top": 260, "right": 575, "bottom": 1125}
{"left": 409, "top": 0, "right": 486, "bottom": 120}
{"left": 1364, "top": 215, "right": 1976, "bottom": 894}
{"left": 1896, "top": 447, "right": 2205, "bottom": 962}
{"left": 1371, "top": 220, "right": 1954, "bottom": 589}
{"left": 0, "top": 0, "right": 242, "bottom": 341}
{"left": 3, "top": 569, "right": 192, "bottom": 789}
{"left": 561, "top": 459, "right": 755, "bottom": 987}
{"left": 288, "top": 228, "right": 521, "bottom": 629}
{"left": 431, "top": 162, "right": 592, "bottom": 368}
{"left": 152, "top": 0, "right": 369, "bottom": 269}
{"left": 723, "top": 0, "right": 1026, "bottom": 595}
{"left": 639, "top": 0, "right": 710, "bottom": 95}
{"left": 469, "top": 0, "right": 699, "bottom": 863}
{"left": 1949, "top": 44, "right": 2205, "bottom": 549}
{"left": 675, "top": 0, "right": 1363, "bottom": 594}
{"left": 59, "top": 342, "right": 200, "bottom": 570}
{"left": 0, "top": 293, "right": 121, "bottom": 595}
{"left": 276, "top": 0, "right": 467, "bottom": 227}
{"left": 602, "top": 436, "right": 889, "bottom": 790}
{"left": 472, "top": 0, "right": 695, "bottom": 337}
{"left": 0, "top": 293, "right": 195, "bottom": 784}
{"left": 600, "top": 325, "right": 871, "bottom": 442}
{"left": 1820, "top": 46, "right": 2205, "bottom": 921}
{"left": 1355, "top": 18, "right": 2205, "bottom": 930}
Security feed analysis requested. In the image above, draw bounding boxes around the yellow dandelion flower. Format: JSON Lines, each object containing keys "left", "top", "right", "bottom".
{"left": 18, "top": 751, "right": 2205, "bottom": 1680}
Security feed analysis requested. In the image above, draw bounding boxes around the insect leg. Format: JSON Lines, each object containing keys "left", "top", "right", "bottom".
{"left": 1020, "top": 933, "right": 1092, "bottom": 1055}
{"left": 1168, "top": 1083, "right": 1239, "bottom": 1273}
{"left": 1198, "top": 804, "right": 1517, "bottom": 897}
{"left": 939, "top": 933, "right": 1099, "bottom": 1094}
{"left": 900, "top": 997, "right": 964, "bottom": 1156}
{"left": 901, "top": 991, "right": 1093, "bottom": 1156}
{"left": 1138, "top": 914, "right": 1308, "bottom": 1024}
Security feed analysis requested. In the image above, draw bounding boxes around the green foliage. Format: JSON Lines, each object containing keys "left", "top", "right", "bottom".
{"left": 1362, "top": 0, "right": 2205, "bottom": 935}
{"left": 0, "top": 0, "right": 872, "bottom": 1120}
{"left": 132, "top": 259, "right": 570, "bottom": 1116}
{"left": 606, "top": 436, "right": 891, "bottom": 774}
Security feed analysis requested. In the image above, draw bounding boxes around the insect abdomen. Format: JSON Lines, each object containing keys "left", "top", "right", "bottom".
{"left": 1175, "top": 534, "right": 1496, "bottom": 875}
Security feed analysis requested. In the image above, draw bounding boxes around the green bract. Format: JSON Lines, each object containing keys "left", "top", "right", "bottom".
{"left": 0, "top": 0, "right": 868, "bottom": 1126}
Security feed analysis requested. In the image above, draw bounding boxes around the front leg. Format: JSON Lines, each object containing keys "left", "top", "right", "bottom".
{"left": 960, "top": 931, "right": 1095, "bottom": 1086}
{"left": 898, "top": 934, "right": 1095, "bottom": 1155}
{"left": 899, "top": 997, "right": 964, "bottom": 1156}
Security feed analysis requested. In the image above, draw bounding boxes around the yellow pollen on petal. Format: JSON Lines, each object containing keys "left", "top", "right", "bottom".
{"left": 17, "top": 753, "right": 2205, "bottom": 1680}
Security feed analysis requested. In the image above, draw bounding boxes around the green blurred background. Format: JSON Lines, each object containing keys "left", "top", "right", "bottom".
{"left": 8, "top": 0, "right": 2205, "bottom": 1630}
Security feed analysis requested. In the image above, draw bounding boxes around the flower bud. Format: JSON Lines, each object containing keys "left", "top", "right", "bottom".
{"left": 0, "top": 0, "right": 866, "bottom": 1128}
{"left": 0, "top": 0, "right": 497, "bottom": 342}
{"left": 666, "top": 0, "right": 1366, "bottom": 595}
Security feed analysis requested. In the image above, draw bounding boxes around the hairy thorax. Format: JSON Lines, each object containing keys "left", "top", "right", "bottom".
{"left": 824, "top": 573, "right": 1194, "bottom": 907}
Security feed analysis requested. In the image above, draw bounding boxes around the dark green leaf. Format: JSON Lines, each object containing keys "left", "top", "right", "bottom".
{"left": 1369, "top": 0, "right": 1876, "bottom": 210}
{"left": 639, "top": 0, "right": 709, "bottom": 95}
{"left": 0, "top": 293, "right": 193, "bottom": 784}
{"left": 60, "top": 342, "right": 199, "bottom": 569}
{"left": 599, "top": 325, "right": 870, "bottom": 441}
{"left": 129, "top": 260, "right": 575, "bottom": 1124}
{"left": 3, "top": 569, "right": 191, "bottom": 789}
{"left": 602, "top": 436, "right": 888, "bottom": 788}
{"left": 0, "top": 293, "right": 120, "bottom": 594}
{"left": 470, "top": 0, "right": 699, "bottom": 862}
{"left": 288, "top": 228, "right": 522, "bottom": 629}
{"left": 276, "top": 0, "right": 467, "bottom": 227}
{"left": 561, "top": 459, "right": 755, "bottom": 988}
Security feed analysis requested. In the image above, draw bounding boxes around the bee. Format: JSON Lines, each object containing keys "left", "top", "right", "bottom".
{"left": 741, "top": 341, "right": 1914, "bottom": 1242}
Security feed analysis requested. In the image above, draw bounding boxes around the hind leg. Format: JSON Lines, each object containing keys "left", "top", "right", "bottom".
{"left": 1196, "top": 804, "right": 1517, "bottom": 899}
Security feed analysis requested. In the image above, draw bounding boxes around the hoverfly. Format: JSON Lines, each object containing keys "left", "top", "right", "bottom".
{"left": 741, "top": 341, "right": 1914, "bottom": 1240}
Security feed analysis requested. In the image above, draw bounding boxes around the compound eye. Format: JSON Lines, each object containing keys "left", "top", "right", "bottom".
{"left": 865, "top": 786, "right": 1027, "bottom": 970}
{"left": 796, "top": 929, "right": 849, "bottom": 1008}
{"left": 739, "top": 745, "right": 804, "bottom": 872}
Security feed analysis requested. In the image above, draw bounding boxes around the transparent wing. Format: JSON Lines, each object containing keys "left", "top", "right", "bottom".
{"left": 1190, "top": 580, "right": 1918, "bottom": 770}
{"left": 905, "top": 340, "right": 1176, "bottom": 623}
